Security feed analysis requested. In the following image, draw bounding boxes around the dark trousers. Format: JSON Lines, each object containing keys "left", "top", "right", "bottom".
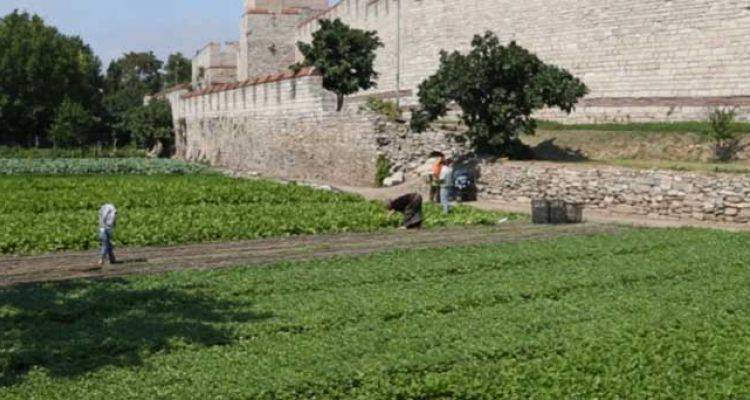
{"left": 99, "top": 228, "right": 115, "bottom": 262}
{"left": 429, "top": 177, "right": 441, "bottom": 203}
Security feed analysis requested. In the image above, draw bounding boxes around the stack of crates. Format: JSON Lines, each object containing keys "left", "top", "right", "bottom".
{"left": 531, "top": 199, "right": 584, "bottom": 224}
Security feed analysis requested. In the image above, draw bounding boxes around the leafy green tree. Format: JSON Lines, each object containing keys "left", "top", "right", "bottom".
{"left": 294, "top": 19, "right": 383, "bottom": 111}
{"left": 121, "top": 99, "right": 174, "bottom": 156}
{"left": 411, "top": 32, "right": 588, "bottom": 155}
{"left": 105, "top": 51, "right": 163, "bottom": 94}
{"left": 104, "top": 52, "right": 164, "bottom": 146}
{"left": 49, "top": 98, "right": 97, "bottom": 148}
{"left": 164, "top": 53, "right": 192, "bottom": 87}
{"left": 0, "top": 11, "right": 103, "bottom": 146}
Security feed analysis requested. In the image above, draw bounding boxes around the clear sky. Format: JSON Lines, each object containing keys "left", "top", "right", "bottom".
{"left": 1, "top": 0, "right": 338, "bottom": 67}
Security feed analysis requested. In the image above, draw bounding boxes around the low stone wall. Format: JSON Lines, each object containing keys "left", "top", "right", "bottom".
{"left": 479, "top": 162, "right": 750, "bottom": 223}
{"left": 374, "top": 121, "right": 467, "bottom": 176}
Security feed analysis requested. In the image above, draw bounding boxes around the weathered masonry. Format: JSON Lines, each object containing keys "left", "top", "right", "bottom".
{"left": 168, "top": 68, "right": 393, "bottom": 185}
{"left": 182, "top": 0, "right": 750, "bottom": 125}
{"left": 480, "top": 162, "right": 750, "bottom": 225}
{"left": 295, "top": 0, "right": 750, "bottom": 122}
{"left": 161, "top": 0, "right": 750, "bottom": 185}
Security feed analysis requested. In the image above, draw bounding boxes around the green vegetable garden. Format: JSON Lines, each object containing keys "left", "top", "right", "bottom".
{"left": 1, "top": 228, "right": 749, "bottom": 398}
{"left": 0, "top": 171, "right": 505, "bottom": 255}
{"left": 1, "top": 159, "right": 748, "bottom": 398}
{"left": 3, "top": 7, "right": 748, "bottom": 398}
{"left": 0, "top": 158, "right": 206, "bottom": 175}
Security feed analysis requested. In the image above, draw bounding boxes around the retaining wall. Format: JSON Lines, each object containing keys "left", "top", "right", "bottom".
{"left": 480, "top": 162, "right": 750, "bottom": 223}
{"left": 172, "top": 69, "right": 379, "bottom": 185}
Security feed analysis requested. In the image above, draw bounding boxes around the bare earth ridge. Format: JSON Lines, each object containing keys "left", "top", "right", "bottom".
{"left": 0, "top": 223, "right": 616, "bottom": 286}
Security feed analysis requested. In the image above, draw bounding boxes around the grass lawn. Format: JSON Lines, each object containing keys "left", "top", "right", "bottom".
{"left": 1, "top": 228, "right": 748, "bottom": 398}
{"left": 537, "top": 120, "right": 750, "bottom": 135}
{"left": 603, "top": 159, "right": 750, "bottom": 174}
{"left": 0, "top": 174, "right": 509, "bottom": 254}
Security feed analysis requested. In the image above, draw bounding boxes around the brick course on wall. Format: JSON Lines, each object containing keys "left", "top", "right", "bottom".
{"left": 479, "top": 162, "right": 750, "bottom": 224}
{"left": 296, "top": 0, "right": 750, "bottom": 122}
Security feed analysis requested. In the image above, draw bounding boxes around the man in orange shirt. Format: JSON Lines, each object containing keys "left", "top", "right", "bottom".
{"left": 429, "top": 153, "right": 444, "bottom": 203}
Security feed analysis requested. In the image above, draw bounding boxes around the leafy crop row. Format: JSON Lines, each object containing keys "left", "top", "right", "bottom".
{"left": 0, "top": 175, "right": 509, "bottom": 254}
{"left": 0, "top": 158, "right": 207, "bottom": 175}
{"left": 1, "top": 229, "right": 748, "bottom": 398}
{"left": 0, "top": 145, "right": 146, "bottom": 159}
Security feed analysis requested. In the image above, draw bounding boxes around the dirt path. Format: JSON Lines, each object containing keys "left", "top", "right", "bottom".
{"left": 0, "top": 223, "right": 616, "bottom": 286}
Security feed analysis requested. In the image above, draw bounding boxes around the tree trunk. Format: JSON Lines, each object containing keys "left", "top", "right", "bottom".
{"left": 336, "top": 93, "right": 344, "bottom": 112}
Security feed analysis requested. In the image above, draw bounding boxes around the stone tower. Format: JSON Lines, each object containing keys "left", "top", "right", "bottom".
{"left": 238, "top": 0, "right": 328, "bottom": 80}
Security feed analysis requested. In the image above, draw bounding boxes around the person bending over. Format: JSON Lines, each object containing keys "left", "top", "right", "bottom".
{"left": 386, "top": 193, "right": 423, "bottom": 230}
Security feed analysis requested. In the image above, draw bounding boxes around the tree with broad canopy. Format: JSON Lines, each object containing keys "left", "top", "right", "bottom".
{"left": 411, "top": 32, "right": 589, "bottom": 157}
{"left": 294, "top": 19, "right": 383, "bottom": 111}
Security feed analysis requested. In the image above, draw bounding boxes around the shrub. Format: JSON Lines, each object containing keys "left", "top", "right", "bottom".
{"left": 48, "top": 99, "right": 97, "bottom": 148}
{"left": 374, "top": 154, "right": 391, "bottom": 187}
{"left": 704, "top": 108, "right": 740, "bottom": 162}
{"left": 362, "top": 97, "right": 401, "bottom": 121}
{"left": 122, "top": 99, "right": 174, "bottom": 156}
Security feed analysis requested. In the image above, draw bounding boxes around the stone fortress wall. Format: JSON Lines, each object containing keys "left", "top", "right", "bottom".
{"left": 238, "top": 6, "right": 324, "bottom": 81}
{"left": 169, "top": 68, "right": 394, "bottom": 185}
{"left": 163, "top": 0, "right": 750, "bottom": 224}
{"left": 192, "top": 42, "right": 239, "bottom": 89}
{"left": 296, "top": 0, "right": 750, "bottom": 122}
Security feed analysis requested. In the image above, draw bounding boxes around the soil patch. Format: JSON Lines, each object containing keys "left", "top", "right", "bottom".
{"left": 0, "top": 223, "right": 615, "bottom": 286}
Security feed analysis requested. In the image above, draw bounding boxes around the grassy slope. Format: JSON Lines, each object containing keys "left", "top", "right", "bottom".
{"left": 537, "top": 120, "right": 750, "bottom": 134}
{"left": 1, "top": 228, "right": 748, "bottom": 398}
{"left": 603, "top": 159, "right": 750, "bottom": 174}
{"left": 0, "top": 174, "right": 511, "bottom": 254}
{"left": 527, "top": 121, "right": 750, "bottom": 173}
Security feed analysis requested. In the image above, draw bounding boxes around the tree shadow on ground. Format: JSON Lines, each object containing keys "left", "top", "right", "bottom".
{"left": 531, "top": 138, "right": 589, "bottom": 162}
{"left": 0, "top": 278, "right": 272, "bottom": 387}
